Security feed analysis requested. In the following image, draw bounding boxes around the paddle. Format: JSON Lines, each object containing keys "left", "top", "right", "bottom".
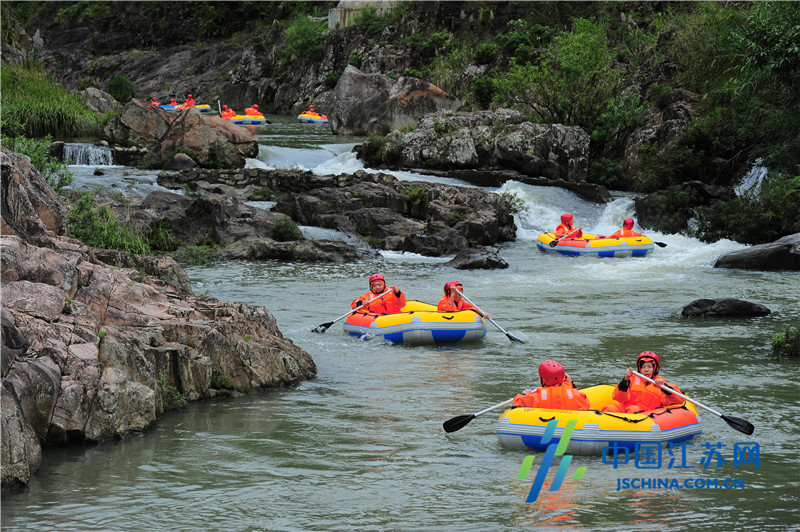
{"left": 454, "top": 288, "right": 525, "bottom": 343}
{"left": 548, "top": 227, "right": 582, "bottom": 247}
{"left": 654, "top": 241, "right": 668, "bottom": 247}
{"left": 311, "top": 288, "right": 392, "bottom": 333}
{"left": 443, "top": 397, "right": 516, "bottom": 433}
{"left": 632, "top": 371, "right": 754, "bottom": 435}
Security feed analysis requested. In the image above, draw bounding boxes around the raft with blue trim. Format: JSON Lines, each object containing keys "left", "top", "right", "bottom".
{"left": 536, "top": 232, "right": 655, "bottom": 258}
{"left": 298, "top": 111, "right": 329, "bottom": 125}
{"left": 343, "top": 300, "right": 487, "bottom": 345}
{"left": 229, "top": 114, "right": 267, "bottom": 125}
{"left": 160, "top": 104, "right": 211, "bottom": 113}
{"left": 496, "top": 384, "right": 701, "bottom": 455}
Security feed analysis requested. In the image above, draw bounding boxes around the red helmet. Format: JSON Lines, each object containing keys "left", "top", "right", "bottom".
{"left": 561, "top": 213, "right": 574, "bottom": 224}
{"left": 254, "top": 104, "right": 259, "bottom": 110}
{"left": 188, "top": 94, "right": 193, "bottom": 98}
{"left": 444, "top": 280, "right": 463, "bottom": 295}
{"left": 623, "top": 218, "right": 635, "bottom": 228}
{"left": 637, "top": 351, "right": 660, "bottom": 375}
{"left": 309, "top": 104, "right": 315, "bottom": 109}
{"left": 369, "top": 274, "right": 385, "bottom": 286}
{"left": 223, "top": 105, "right": 228, "bottom": 109}
{"left": 538, "top": 360, "right": 565, "bottom": 386}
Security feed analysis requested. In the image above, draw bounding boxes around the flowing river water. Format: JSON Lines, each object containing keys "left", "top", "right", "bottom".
{"left": 2, "top": 116, "right": 799, "bottom": 531}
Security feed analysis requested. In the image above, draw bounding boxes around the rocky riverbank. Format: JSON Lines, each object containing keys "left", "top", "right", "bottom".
{"left": 1, "top": 147, "right": 317, "bottom": 490}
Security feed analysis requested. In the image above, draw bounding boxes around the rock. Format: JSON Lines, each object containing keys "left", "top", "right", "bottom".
{"left": 330, "top": 65, "right": 462, "bottom": 135}
{"left": 163, "top": 152, "right": 199, "bottom": 170}
{"left": 1, "top": 149, "right": 317, "bottom": 488}
{"left": 714, "top": 233, "right": 800, "bottom": 271}
{"left": 355, "top": 109, "right": 591, "bottom": 183}
{"left": 103, "top": 100, "right": 258, "bottom": 168}
{"left": 79, "top": 87, "right": 122, "bottom": 115}
{"left": 681, "top": 298, "right": 771, "bottom": 317}
{"left": 1, "top": 147, "right": 68, "bottom": 245}
{"left": 220, "top": 237, "right": 380, "bottom": 262}
{"left": 442, "top": 246, "right": 509, "bottom": 270}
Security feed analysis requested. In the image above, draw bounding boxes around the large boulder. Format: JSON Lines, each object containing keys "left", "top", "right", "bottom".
{"left": 103, "top": 100, "right": 259, "bottom": 168}
{"left": 330, "top": 65, "right": 462, "bottom": 136}
{"left": 1, "top": 149, "right": 317, "bottom": 488}
{"left": 355, "top": 109, "right": 591, "bottom": 183}
{"left": 681, "top": 298, "right": 771, "bottom": 317}
{"left": 714, "top": 233, "right": 800, "bottom": 271}
{"left": 0, "top": 148, "right": 68, "bottom": 245}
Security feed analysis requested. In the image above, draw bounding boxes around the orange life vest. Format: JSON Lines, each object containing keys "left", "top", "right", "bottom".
{"left": 608, "top": 228, "right": 643, "bottom": 238}
{"left": 513, "top": 383, "right": 590, "bottom": 410}
{"left": 184, "top": 98, "right": 195, "bottom": 108}
{"left": 351, "top": 290, "right": 406, "bottom": 314}
{"left": 436, "top": 296, "right": 477, "bottom": 313}
{"left": 612, "top": 375, "right": 682, "bottom": 411}
{"left": 555, "top": 223, "right": 581, "bottom": 239}
{"left": 244, "top": 107, "right": 260, "bottom": 116}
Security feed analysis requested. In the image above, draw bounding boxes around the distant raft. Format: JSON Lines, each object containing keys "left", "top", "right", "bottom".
{"left": 160, "top": 104, "right": 211, "bottom": 113}
{"left": 228, "top": 114, "right": 267, "bottom": 125}
{"left": 298, "top": 111, "right": 329, "bottom": 125}
{"left": 496, "top": 384, "right": 701, "bottom": 456}
{"left": 343, "top": 300, "right": 487, "bottom": 345}
{"left": 536, "top": 232, "right": 655, "bottom": 257}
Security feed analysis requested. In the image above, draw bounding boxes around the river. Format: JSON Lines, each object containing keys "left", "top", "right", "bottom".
{"left": 2, "top": 115, "right": 798, "bottom": 531}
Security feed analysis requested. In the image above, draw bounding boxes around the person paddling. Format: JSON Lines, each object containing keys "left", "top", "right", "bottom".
{"left": 351, "top": 274, "right": 406, "bottom": 314}
{"left": 602, "top": 351, "right": 683, "bottom": 413}
{"left": 555, "top": 213, "right": 582, "bottom": 239}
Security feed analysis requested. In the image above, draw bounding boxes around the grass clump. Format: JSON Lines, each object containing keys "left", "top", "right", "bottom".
{"left": 772, "top": 326, "right": 800, "bottom": 360}
{"left": 0, "top": 65, "right": 103, "bottom": 138}
{"left": 66, "top": 191, "right": 151, "bottom": 254}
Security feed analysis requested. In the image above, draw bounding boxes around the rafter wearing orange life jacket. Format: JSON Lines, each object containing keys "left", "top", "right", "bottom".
{"left": 607, "top": 228, "right": 644, "bottom": 238}
{"left": 555, "top": 213, "right": 582, "bottom": 239}
{"left": 604, "top": 374, "right": 683, "bottom": 413}
{"left": 513, "top": 382, "right": 590, "bottom": 410}
{"left": 351, "top": 290, "right": 405, "bottom": 314}
{"left": 437, "top": 297, "right": 478, "bottom": 313}
{"left": 244, "top": 104, "right": 261, "bottom": 116}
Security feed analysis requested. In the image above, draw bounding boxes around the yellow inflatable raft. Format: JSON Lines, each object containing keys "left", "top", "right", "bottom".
{"left": 536, "top": 232, "right": 655, "bottom": 257}
{"left": 343, "top": 300, "right": 487, "bottom": 345}
{"left": 497, "top": 385, "right": 701, "bottom": 455}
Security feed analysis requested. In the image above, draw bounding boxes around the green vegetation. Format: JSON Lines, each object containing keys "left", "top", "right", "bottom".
{"left": 158, "top": 378, "right": 187, "bottom": 410}
{"left": 271, "top": 215, "right": 303, "bottom": 242}
{"left": 0, "top": 135, "right": 74, "bottom": 192}
{"left": 66, "top": 191, "right": 151, "bottom": 254}
{"left": 211, "top": 373, "right": 236, "bottom": 390}
{"left": 105, "top": 74, "right": 135, "bottom": 103}
{"left": 772, "top": 325, "right": 800, "bottom": 360}
{"left": 169, "top": 245, "right": 220, "bottom": 266}
{"left": 0, "top": 65, "right": 104, "bottom": 138}
{"left": 404, "top": 187, "right": 427, "bottom": 210}
{"left": 695, "top": 172, "right": 800, "bottom": 245}
{"left": 281, "top": 14, "right": 326, "bottom": 62}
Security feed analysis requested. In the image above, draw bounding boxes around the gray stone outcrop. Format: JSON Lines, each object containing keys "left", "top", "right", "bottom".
{"left": 1, "top": 148, "right": 317, "bottom": 489}
{"left": 330, "top": 65, "right": 462, "bottom": 136}
{"left": 103, "top": 100, "right": 259, "bottom": 168}
{"left": 714, "top": 233, "right": 800, "bottom": 271}
{"left": 681, "top": 299, "right": 771, "bottom": 318}
{"left": 355, "top": 109, "right": 591, "bottom": 183}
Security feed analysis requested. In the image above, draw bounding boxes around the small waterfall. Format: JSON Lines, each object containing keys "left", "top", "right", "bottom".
{"left": 63, "top": 143, "right": 113, "bottom": 165}
{"left": 735, "top": 158, "right": 769, "bottom": 196}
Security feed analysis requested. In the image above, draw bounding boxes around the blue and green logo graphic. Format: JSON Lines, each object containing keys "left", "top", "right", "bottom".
{"left": 517, "top": 419, "right": 586, "bottom": 502}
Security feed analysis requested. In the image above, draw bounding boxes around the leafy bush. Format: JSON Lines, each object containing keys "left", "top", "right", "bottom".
{"left": 324, "top": 69, "right": 342, "bottom": 89}
{"left": 271, "top": 215, "right": 302, "bottom": 241}
{"left": 66, "top": 191, "right": 151, "bottom": 254}
{"left": 282, "top": 14, "right": 326, "bottom": 62}
{"left": 694, "top": 172, "right": 800, "bottom": 245}
{"left": 474, "top": 42, "right": 499, "bottom": 65}
{"left": 772, "top": 326, "right": 800, "bottom": 360}
{"left": 0, "top": 65, "right": 103, "bottom": 138}
{"left": 1, "top": 135, "right": 74, "bottom": 193}
{"left": 472, "top": 75, "right": 496, "bottom": 109}
{"left": 106, "top": 75, "right": 135, "bottom": 103}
